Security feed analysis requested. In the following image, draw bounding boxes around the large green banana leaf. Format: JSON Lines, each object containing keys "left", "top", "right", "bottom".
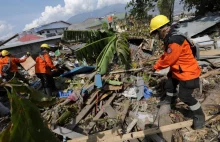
{"left": 96, "top": 35, "right": 117, "bottom": 74}
{"left": 76, "top": 36, "right": 113, "bottom": 62}
{"left": 96, "top": 34, "right": 131, "bottom": 74}
{"left": 63, "top": 30, "right": 113, "bottom": 42}
{"left": 0, "top": 87, "right": 59, "bottom": 142}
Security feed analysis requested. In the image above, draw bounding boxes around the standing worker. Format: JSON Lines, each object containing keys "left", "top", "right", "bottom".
{"left": 0, "top": 52, "right": 4, "bottom": 78}
{"left": 149, "top": 15, "right": 205, "bottom": 130}
{"left": 35, "top": 43, "right": 57, "bottom": 96}
{"left": 1, "top": 50, "right": 28, "bottom": 82}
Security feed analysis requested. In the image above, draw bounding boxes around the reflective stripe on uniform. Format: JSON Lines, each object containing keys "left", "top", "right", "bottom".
{"left": 167, "top": 92, "right": 174, "bottom": 96}
{"left": 189, "top": 101, "right": 201, "bottom": 111}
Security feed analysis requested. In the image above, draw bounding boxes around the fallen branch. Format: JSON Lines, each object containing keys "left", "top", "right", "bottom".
{"left": 69, "top": 115, "right": 214, "bottom": 142}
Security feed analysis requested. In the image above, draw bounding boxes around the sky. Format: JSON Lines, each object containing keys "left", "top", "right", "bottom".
{"left": 0, "top": 0, "right": 185, "bottom": 41}
{"left": 0, "top": 0, "right": 131, "bottom": 40}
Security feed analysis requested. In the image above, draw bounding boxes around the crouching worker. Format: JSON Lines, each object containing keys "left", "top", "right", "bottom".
{"left": 1, "top": 50, "right": 28, "bottom": 83}
{"left": 35, "top": 44, "right": 57, "bottom": 96}
{"left": 149, "top": 15, "right": 205, "bottom": 130}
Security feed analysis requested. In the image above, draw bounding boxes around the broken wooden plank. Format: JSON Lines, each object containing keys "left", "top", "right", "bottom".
{"left": 124, "top": 118, "right": 140, "bottom": 142}
{"left": 86, "top": 90, "right": 99, "bottom": 105}
{"left": 84, "top": 93, "right": 117, "bottom": 134}
{"left": 53, "top": 126, "right": 85, "bottom": 139}
{"left": 103, "top": 105, "right": 117, "bottom": 118}
{"left": 120, "top": 100, "right": 130, "bottom": 123}
{"left": 126, "top": 119, "right": 138, "bottom": 133}
{"left": 200, "top": 49, "right": 220, "bottom": 56}
{"left": 69, "top": 115, "right": 213, "bottom": 142}
{"left": 129, "top": 112, "right": 164, "bottom": 142}
{"left": 103, "top": 85, "right": 122, "bottom": 91}
{"left": 66, "top": 101, "right": 96, "bottom": 130}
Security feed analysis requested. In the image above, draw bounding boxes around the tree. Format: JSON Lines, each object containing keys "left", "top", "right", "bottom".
{"left": 157, "top": 0, "right": 175, "bottom": 22}
{"left": 126, "top": 0, "right": 175, "bottom": 22}
{"left": 101, "top": 22, "right": 109, "bottom": 31}
{"left": 126, "top": 0, "right": 157, "bottom": 20}
{"left": 182, "top": 0, "right": 220, "bottom": 16}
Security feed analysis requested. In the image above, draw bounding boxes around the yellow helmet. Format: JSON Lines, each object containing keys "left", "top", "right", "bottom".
{"left": 40, "top": 43, "right": 50, "bottom": 49}
{"left": 1, "top": 50, "right": 10, "bottom": 56}
{"left": 150, "top": 15, "right": 170, "bottom": 33}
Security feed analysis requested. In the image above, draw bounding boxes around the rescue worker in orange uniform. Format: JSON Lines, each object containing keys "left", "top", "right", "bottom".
{"left": 1, "top": 50, "right": 28, "bottom": 82}
{"left": 35, "top": 44, "right": 56, "bottom": 96}
{"left": 150, "top": 15, "right": 205, "bottom": 130}
{"left": 0, "top": 52, "right": 4, "bottom": 78}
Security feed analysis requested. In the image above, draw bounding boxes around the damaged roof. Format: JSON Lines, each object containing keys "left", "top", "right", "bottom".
{"left": 177, "top": 13, "right": 220, "bottom": 38}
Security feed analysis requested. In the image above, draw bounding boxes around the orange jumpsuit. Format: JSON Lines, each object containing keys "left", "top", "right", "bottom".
{"left": 154, "top": 36, "right": 201, "bottom": 81}
{"left": 35, "top": 53, "right": 56, "bottom": 75}
{"left": 35, "top": 52, "right": 56, "bottom": 89}
{"left": 1, "top": 56, "right": 27, "bottom": 73}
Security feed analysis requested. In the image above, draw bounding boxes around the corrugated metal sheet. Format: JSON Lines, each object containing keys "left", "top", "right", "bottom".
{"left": 177, "top": 13, "right": 220, "bottom": 38}
{"left": 1, "top": 35, "right": 61, "bottom": 49}
{"left": 33, "top": 21, "right": 70, "bottom": 33}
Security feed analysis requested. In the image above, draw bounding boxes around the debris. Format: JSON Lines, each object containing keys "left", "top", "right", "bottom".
{"left": 52, "top": 126, "right": 85, "bottom": 139}
{"left": 70, "top": 116, "right": 214, "bottom": 142}
{"left": 0, "top": 103, "right": 9, "bottom": 117}
{"left": 2, "top": 13, "right": 220, "bottom": 142}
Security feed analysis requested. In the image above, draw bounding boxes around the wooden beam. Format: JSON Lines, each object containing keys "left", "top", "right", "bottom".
{"left": 120, "top": 100, "right": 130, "bottom": 123}
{"left": 66, "top": 101, "right": 96, "bottom": 130}
{"left": 68, "top": 115, "right": 213, "bottom": 142}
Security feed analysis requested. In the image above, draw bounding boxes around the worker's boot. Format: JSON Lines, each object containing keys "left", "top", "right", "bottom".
{"left": 45, "top": 88, "right": 52, "bottom": 96}
{"left": 190, "top": 102, "right": 205, "bottom": 130}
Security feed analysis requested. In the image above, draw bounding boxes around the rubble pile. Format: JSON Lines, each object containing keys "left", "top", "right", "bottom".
{"left": 1, "top": 13, "right": 220, "bottom": 142}
{"left": 23, "top": 41, "right": 218, "bottom": 142}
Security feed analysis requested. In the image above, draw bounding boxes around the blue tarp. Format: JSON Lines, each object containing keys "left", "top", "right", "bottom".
{"left": 60, "top": 66, "right": 95, "bottom": 77}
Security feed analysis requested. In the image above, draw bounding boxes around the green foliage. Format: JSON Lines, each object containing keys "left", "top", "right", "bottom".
{"left": 63, "top": 30, "right": 112, "bottom": 43}
{"left": 181, "top": 0, "right": 220, "bottom": 16}
{"left": 157, "top": 0, "right": 175, "bottom": 20}
{"left": 76, "top": 36, "right": 113, "bottom": 63}
{"left": 12, "top": 84, "right": 57, "bottom": 107}
{"left": 96, "top": 33, "right": 130, "bottom": 75}
{"left": 126, "top": 0, "right": 157, "bottom": 20}
{"left": 76, "top": 33, "right": 130, "bottom": 75}
{"left": 0, "top": 87, "right": 59, "bottom": 142}
{"left": 101, "top": 22, "right": 109, "bottom": 31}
{"left": 107, "top": 80, "right": 123, "bottom": 85}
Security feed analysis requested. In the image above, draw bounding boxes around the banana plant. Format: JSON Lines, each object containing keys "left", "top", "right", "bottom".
{"left": 0, "top": 81, "right": 59, "bottom": 142}
{"left": 75, "top": 33, "right": 131, "bottom": 75}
